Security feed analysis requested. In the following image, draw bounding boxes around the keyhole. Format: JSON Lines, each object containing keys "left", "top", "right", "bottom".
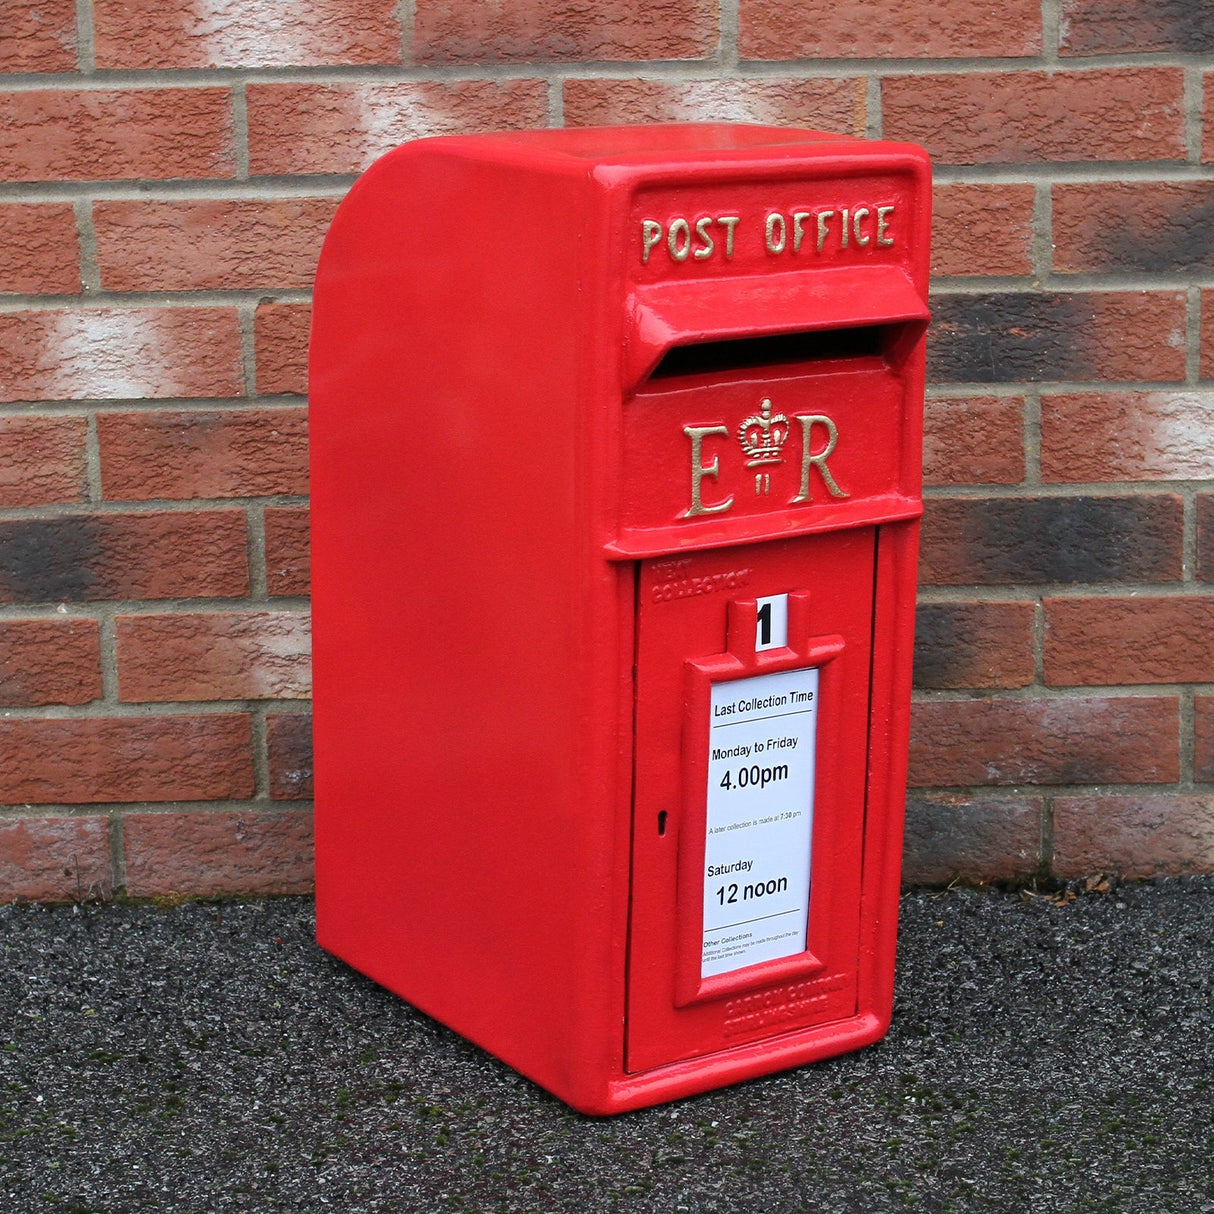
{"left": 657, "top": 810, "right": 668, "bottom": 837}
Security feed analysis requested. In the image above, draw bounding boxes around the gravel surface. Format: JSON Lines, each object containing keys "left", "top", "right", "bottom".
{"left": 2, "top": 880, "right": 1213, "bottom": 1213}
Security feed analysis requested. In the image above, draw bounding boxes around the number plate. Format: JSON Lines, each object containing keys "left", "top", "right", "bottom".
{"left": 701, "top": 666, "right": 819, "bottom": 978}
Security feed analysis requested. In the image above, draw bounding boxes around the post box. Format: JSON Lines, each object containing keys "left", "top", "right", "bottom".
{"left": 310, "top": 124, "right": 931, "bottom": 1114}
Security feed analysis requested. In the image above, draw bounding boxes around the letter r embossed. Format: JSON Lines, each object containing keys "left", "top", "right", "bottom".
{"left": 792, "top": 414, "right": 849, "bottom": 502}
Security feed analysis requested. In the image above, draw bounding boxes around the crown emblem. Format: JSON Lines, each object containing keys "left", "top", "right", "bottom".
{"left": 738, "top": 398, "right": 790, "bottom": 466}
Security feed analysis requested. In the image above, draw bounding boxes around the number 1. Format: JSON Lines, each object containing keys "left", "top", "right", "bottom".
{"left": 757, "top": 601, "right": 772, "bottom": 647}
{"left": 754, "top": 594, "right": 788, "bottom": 650}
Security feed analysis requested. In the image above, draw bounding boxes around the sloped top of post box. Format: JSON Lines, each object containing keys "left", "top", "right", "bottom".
{"left": 406, "top": 124, "right": 927, "bottom": 175}
{"left": 451, "top": 123, "right": 853, "bottom": 161}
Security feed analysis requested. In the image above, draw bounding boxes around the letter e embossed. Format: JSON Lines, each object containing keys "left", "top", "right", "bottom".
{"left": 683, "top": 425, "right": 734, "bottom": 516}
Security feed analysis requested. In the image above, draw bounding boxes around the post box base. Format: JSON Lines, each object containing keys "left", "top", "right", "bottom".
{"left": 318, "top": 922, "right": 895, "bottom": 1116}
{"left": 591, "top": 1010, "right": 891, "bottom": 1116}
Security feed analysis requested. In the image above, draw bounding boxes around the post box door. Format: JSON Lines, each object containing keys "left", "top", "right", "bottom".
{"left": 626, "top": 528, "right": 876, "bottom": 1073}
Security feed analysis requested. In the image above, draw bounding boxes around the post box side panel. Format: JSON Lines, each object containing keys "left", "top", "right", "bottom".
{"left": 855, "top": 517, "right": 920, "bottom": 1027}
{"left": 309, "top": 142, "right": 634, "bottom": 1096}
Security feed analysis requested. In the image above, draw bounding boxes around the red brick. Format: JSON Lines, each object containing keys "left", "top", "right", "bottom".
{"left": 563, "top": 78, "right": 865, "bottom": 135}
{"left": 116, "top": 611, "right": 311, "bottom": 702}
{"left": 1199, "top": 495, "right": 1214, "bottom": 582}
{"left": 0, "top": 415, "right": 87, "bottom": 507}
{"left": 0, "top": 88, "right": 234, "bottom": 182}
{"left": 0, "top": 307, "right": 242, "bottom": 402}
{"left": 0, "top": 510, "right": 249, "bottom": 603}
{"left": 0, "top": 0, "right": 76, "bottom": 72}
{"left": 1206, "top": 78, "right": 1214, "bottom": 163}
{"left": 931, "top": 184, "right": 1035, "bottom": 278}
{"left": 98, "top": 408, "right": 308, "bottom": 500}
{"left": 928, "top": 291, "right": 1186, "bottom": 385}
{"left": 255, "top": 302, "right": 310, "bottom": 396}
{"left": 264, "top": 507, "right": 310, "bottom": 596}
{"left": 908, "top": 696, "right": 1179, "bottom": 786}
{"left": 1060, "top": 0, "right": 1214, "bottom": 55}
{"left": 1044, "top": 597, "right": 1214, "bottom": 686}
{"left": 923, "top": 397, "right": 1025, "bottom": 486}
{"left": 741, "top": 0, "right": 1040, "bottom": 57}
{"left": 123, "top": 809, "right": 312, "bottom": 897}
{"left": 883, "top": 69, "right": 1185, "bottom": 165}
{"left": 267, "top": 713, "right": 313, "bottom": 800}
{"left": 0, "top": 715, "right": 253, "bottom": 803}
{"left": 1201, "top": 290, "right": 1214, "bottom": 378}
{"left": 0, "top": 204, "right": 80, "bottom": 294}
{"left": 1054, "top": 795, "right": 1214, "bottom": 878}
{"left": 94, "top": 0, "right": 400, "bottom": 69}
{"left": 1196, "top": 696, "right": 1214, "bottom": 781}
{"left": 1042, "top": 392, "right": 1214, "bottom": 483}
{"left": 914, "top": 601, "right": 1035, "bottom": 690}
{"left": 247, "top": 80, "right": 548, "bottom": 176}
{"left": 920, "top": 496, "right": 1183, "bottom": 587}
{"left": 0, "top": 618, "right": 102, "bottom": 707}
{"left": 1054, "top": 182, "right": 1214, "bottom": 274}
{"left": 0, "top": 817, "right": 110, "bottom": 902}
{"left": 414, "top": 0, "right": 716, "bottom": 63}
{"left": 94, "top": 198, "right": 339, "bottom": 292}
{"left": 903, "top": 795, "right": 1042, "bottom": 885}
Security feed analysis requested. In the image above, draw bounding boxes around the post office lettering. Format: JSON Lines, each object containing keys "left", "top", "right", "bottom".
{"left": 641, "top": 205, "right": 895, "bottom": 264}
{"left": 642, "top": 215, "right": 740, "bottom": 264}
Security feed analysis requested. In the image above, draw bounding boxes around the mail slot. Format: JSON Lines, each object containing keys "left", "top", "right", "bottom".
{"left": 310, "top": 124, "right": 931, "bottom": 1114}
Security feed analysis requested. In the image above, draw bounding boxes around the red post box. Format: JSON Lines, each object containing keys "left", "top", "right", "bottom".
{"left": 310, "top": 124, "right": 931, "bottom": 1114}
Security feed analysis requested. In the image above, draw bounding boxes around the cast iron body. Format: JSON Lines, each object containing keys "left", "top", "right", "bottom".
{"left": 310, "top": 124, "right": 931, "bottom": 1114}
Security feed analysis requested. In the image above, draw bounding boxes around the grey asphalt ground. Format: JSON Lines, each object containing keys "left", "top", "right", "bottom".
{"left": 2, "top": 878, "right": 1213, "bottom": 1214}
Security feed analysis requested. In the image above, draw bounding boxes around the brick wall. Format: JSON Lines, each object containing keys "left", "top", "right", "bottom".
{"left": 1, "top": 1, "right": 1211, "bottom": 899}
